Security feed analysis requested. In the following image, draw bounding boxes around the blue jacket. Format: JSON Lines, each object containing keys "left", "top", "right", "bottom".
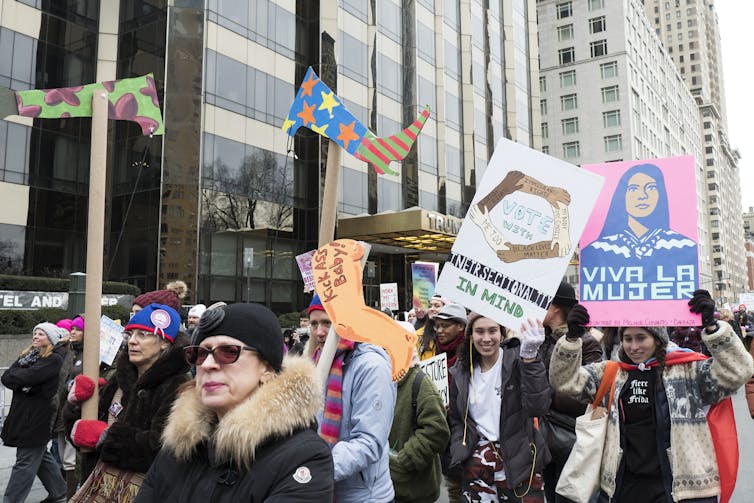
{"left": 316, "top": 343, "right": 397, "bottom": 503}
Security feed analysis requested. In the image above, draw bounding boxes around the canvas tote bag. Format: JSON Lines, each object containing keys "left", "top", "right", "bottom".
{"left": 555, "top": 361, "right": 619, "bottom": 503}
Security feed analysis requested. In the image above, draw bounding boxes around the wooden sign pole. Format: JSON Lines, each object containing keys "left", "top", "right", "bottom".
{"left": 315, "top": 140, "right": 342, "bottom": 385}
{"left": 80, "top": 90, "right": 108, "bottom": 421}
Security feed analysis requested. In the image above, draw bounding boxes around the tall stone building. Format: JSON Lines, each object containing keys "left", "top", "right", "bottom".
{"left": 536, "top": 0, "right": 710, "bottom": 287}
{"left": 643, "top": 0, "right": 746, "bottom": 303}
{"left": 0, "top": 1, "right": 541, "bottom": 312}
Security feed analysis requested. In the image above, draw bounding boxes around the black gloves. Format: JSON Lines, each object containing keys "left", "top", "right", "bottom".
{"left": 688, "top": 289, "right": 716, "bottom": 327}
{"left": 566, "top": 304, "right": 590, "bottom": 338}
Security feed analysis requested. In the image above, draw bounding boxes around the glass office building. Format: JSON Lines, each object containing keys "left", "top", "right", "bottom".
{"left": 0, "top": 0, "right": 540, "bottom": 313}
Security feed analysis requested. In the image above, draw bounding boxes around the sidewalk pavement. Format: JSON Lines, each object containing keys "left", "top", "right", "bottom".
{"left": 1, "top": 391, "right": 752, "bottom": 502}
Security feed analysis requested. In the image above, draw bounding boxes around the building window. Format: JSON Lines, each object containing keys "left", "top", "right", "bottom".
{"left": 539, "top": 76, "right": 546, "bottom": 93}
{"left": 556, "top": 2, "right": 572, "bottom": 19}
{"left": 601, "top": 85, "right": 619, "bottom": 103}
{"left": 590, "top": 40, "right": 607, "bottom": 57}
{"left": 704, "top": 134, "right": 713, "bottom": 142}
{"left": 604, "top": 134, "right": 622, "bottom": 152}
{"left": 600, "top": 61, "right": 618, "bottom": 79}
{"left": 561, "top": 117, "right": 579, "bottom": 135}
{"left": 559, "top": 47, "right": 575, "bottom": 65}
{"left": 540, "top": 99, "right": 547, "bottom": 115}
{"left": 589, "top": 0, "right": 604, "bottom": 10}
{"left": 560, "top": 93, "right": 577, "bottom": 111}
{"left": 542, "top": 146, "right": 550, "bottom": 154}
{"left": 541, "top": 122, "right": 549, "bottom": 139}
{"left": 557, "top": 24, "right": 574, "bottom": 42}
{"left": 589, "top": 16, "right": 606, "bottom": 34}
{"left": 603, "top": 110, "right": 621, "bottom": 127}
{"left": 559, "top": 70, "right": 576, "bottom": 87}
{"left": 563, "top": 141, "right": 580, "bottom": 159}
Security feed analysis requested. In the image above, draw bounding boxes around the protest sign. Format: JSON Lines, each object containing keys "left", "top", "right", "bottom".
{"left": 99, "top": 315, "right": 124, "bottom": 366}
{"left": 295, "top": 250, "right": 317, "bottom": 292}
{"left": 436, "top": 138, "right": 603, "bottom": 329}
{"left": 312, "top": 239, "right": 416, "bottom": 381}
{"left": 380, "top": 282, "right": 399, "bottom": 311}
{"left": 411, "top": 262, "right": 438, "bottom": 310}
{"left": 579, "top": 156, "right": 699, "bottom": 326}
{"left": 738, "top": 293, "right": 754, "bottom": 310}
{"left": 418, "top": 352, "right": 448, "bottom": 407}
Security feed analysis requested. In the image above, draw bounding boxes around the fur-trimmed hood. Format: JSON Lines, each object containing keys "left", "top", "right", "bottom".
{"left": 162, "top": 356, "right": 322, "bottom": 471}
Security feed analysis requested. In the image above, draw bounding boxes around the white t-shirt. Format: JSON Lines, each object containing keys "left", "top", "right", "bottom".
{"left": 468, "top": 349, "right": 503, "bottom": 442}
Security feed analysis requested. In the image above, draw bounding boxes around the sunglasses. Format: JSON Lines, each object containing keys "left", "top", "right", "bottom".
{"left": 183, "top": 344, "right": 256, "bottom": 365}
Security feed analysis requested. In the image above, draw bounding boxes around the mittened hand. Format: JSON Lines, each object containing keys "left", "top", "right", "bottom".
{"left": 71, "top": 419, "right": 108, "bottom": 449}
{"left": 67, "top": 374, "right": 104, "bottom": 403}
{"left": 566, "top": 304, "right": 590, "bottom": 338}
{"left": 688, "top": 289, "right": 716, "bottom": 327}
{"left": 519, "top": 319, "right": 545, "bottom": 359}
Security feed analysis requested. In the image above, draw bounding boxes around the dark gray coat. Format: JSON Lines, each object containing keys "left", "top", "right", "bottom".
{"left": 447, "top": 338, "right": 551, "bottom": 490}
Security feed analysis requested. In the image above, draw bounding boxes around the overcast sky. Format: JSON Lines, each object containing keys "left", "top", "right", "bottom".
{"left": 715, "top": 2, "right": 754, "bottom": 212}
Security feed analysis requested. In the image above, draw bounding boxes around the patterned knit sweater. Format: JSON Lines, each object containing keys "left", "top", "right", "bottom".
{"left": 549, "top": 321, "right": 754, "bottom": 502}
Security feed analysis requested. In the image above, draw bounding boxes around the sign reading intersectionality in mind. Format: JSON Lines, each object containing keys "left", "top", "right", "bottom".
{"left": 282, "top": 67, "right": 430, "bottom": 176}
{"left": 436, "top": 138, "right": 604, "bottom": 330}
{"left": 579, "top": 156, "right": 700, "bottom": 327}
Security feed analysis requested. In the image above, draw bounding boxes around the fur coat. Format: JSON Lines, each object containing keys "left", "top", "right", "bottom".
{"left": 63, "top": 337, "right": 190, "bottom": 476}
{"left": 134, "top": 356, "right": 334, "bottom": 502}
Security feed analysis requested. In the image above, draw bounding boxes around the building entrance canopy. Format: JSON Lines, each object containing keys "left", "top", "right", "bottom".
{"left": 337, "top": 207, "right": 462, "bottom": 254}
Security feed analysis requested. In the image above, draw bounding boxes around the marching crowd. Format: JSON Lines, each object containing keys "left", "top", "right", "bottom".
{"left": 2, "top": 279, "right": 754, "bottom": 503}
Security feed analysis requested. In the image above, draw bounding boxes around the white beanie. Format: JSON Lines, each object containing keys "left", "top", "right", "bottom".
{"left": 34, "top": 322, "right": 62, "bottom": 345}
{"left": 188, "top": 304, "right": 207, "bottom": 318}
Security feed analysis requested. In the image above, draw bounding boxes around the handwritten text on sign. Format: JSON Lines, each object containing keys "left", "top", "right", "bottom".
{"left": 418, "top": 352, "right": 449, "bottom": 407}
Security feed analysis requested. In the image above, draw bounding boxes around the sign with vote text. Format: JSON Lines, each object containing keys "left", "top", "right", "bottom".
{"left": 436, "top": 138, "right": 603, "bottom": 329}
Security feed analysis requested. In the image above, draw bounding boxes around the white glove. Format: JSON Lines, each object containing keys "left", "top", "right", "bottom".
{"left": 519, "top": 319, "right": 545, "bottom": 359}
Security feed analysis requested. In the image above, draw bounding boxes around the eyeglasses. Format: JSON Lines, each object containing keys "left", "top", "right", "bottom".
{"left": 183, "top": 344, "right": 256, "bottom": 365}
{"left": 123, "top": 330, "right": 155, "bottom": 341}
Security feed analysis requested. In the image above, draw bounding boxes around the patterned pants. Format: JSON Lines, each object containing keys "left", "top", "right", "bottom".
{"left": 461, "top": 441, "right": 544, "bottom": 503}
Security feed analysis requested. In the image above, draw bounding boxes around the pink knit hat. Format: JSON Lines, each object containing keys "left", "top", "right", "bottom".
{"left": 56, "top": 319, "right": 74, "bottom": 332}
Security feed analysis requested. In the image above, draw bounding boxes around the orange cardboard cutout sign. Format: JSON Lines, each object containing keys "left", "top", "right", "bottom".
{"left": 312, "top": 239, "right": 417, "bottom": 381}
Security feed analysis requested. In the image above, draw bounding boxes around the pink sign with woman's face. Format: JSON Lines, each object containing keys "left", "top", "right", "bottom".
{"left": 579, "top": 156, "right": 701, "bottom": 327}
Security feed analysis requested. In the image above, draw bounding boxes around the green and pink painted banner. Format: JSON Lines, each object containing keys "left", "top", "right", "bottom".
{"left": 12, "top": 73, "right": 163, "bottom": 135}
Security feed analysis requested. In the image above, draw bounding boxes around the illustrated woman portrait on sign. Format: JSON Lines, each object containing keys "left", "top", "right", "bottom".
{"left": 580, "top": 163, "right": 698, "bottom": 302}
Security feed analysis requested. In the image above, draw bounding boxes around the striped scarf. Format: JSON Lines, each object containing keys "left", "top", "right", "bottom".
{"left": 315, "top": 338, "right": 356, "bottom": 447}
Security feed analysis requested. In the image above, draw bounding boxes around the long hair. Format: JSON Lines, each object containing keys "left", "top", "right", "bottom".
{"left": 457, "top": 313, "right": 506, "bottom": 369}
{"left": 420, "top": 318, "right": 437, "bottom": 354}
{"left": 618, "top": 326, "right": 668, "bottom": 370}
{"left": 600, "top": 163, "right": 669, "bottom": 239}
{"left": 19, "top": 343, "right": 53, "bottom": 358}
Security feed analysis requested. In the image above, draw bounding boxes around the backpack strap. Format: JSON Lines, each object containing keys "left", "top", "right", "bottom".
{"left": 411, "top": 369, "right": 426, "bottom": 430}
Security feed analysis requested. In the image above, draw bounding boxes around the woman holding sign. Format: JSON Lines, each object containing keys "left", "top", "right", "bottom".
{"left": 63, "top": 303, "right": 190, "bottom": 501}
{"left": 446, "top": 314, "right": 550, "bottom": 502}
{"left": 549, "top": 290, "right": 753, "bottom": 503}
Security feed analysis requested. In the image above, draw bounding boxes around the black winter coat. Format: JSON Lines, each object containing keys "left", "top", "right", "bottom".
{"left": 135, "top": 357, "right": 333, "bottom": 503}
{"left": 447, "top": 338, "right": 551, "bottom": 490}
{"left": 1, "top": 346, "right": 64, "bottom": 447}
{"left": 63, "top": 338, "right": 190, "bottom": 475}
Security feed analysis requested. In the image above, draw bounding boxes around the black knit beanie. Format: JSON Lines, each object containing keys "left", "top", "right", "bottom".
{"left": 194, "top": 303, "right": 284, "bottom": 372}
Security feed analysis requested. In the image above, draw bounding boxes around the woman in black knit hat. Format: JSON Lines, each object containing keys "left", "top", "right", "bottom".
{"left": 135, "top": 302, "right": 333, "bottom": 502}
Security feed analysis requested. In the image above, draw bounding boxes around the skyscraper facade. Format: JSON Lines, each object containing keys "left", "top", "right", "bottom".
{"left": 537, "top": 0, "right": 712, "bottom": 287}
{"left": 643, "top": 0, "right": 745, "bottom": 303}
{"left": 0, "top": 1, "right": 542, "bottom": 312}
